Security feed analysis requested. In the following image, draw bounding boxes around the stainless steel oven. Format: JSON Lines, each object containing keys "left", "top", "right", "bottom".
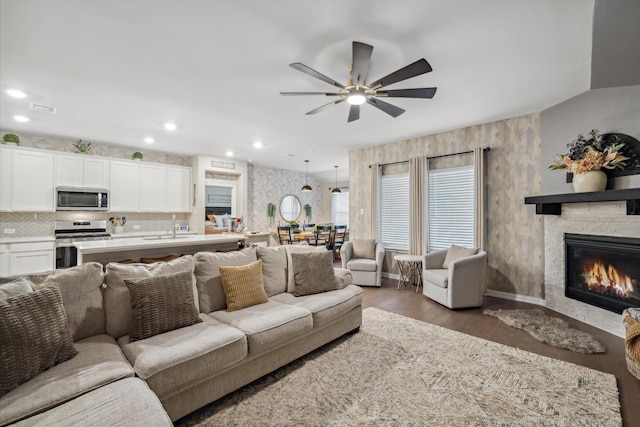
{"left": 55, "top": 220, "right": 111, "bottom": 268}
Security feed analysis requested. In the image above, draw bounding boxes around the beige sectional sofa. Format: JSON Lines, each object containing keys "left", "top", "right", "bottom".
{"left": 0, "top": 245, "right": 362, "bottom": 425}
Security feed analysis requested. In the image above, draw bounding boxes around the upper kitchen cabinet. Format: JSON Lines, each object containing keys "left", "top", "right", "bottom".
{"left": 110, "top": 160, "right": 140, "bottom": 211}
{"left": 55, "top": 154, "right": 110, "bottom": 189}
{"left": 0, "top": 147, "right": 54, "bottom": 211}
{"left": 140, "top": 163, "right": 167, "bottom": 212}
{"left": 166, "top": 166, "right": 192, "bottom": 212}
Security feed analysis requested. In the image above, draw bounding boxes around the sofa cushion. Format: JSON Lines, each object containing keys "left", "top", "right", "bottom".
{"left": 209, "top": 300, "right": 312, "bottom": 355}
{"left": 0, "top": 334, "right": 134, "bottom": 426}
{"left": 291, "top": 251, "right": 336, "bottom": 296}
{"left": 12, "top": 377, "right": 172, "bottom": 427}
{"left": 442, "top": 244, "right": 479, "bottom": 269}
{"left": 347, "top": 258, "right": 378, "bottom": 272}
{"left": 423, "top": 269, "right": 449, "bottom": 288}
{"left": 0, "top": 285, "right": 78, "bottom": 397}
{"left": 0, "top": 277, "right": 33, "bottom": 300}
{"left": 256, "top": 246, "right": 288, "bottom": 296}
{"left": 271, "top": 285, "right": 363, "bottom": 328}
{"left": 334, "top": 268, "right": 353, "bottom": 289}
{"left": 118, "top": 314, "right": 247, "bottom": 398}
{"left": 284, "top": 244, "right": 329, "bottom": 292}
{"left": 352, "top": 239, "right": 376, "bottom": 260}
{"left": 104, "top": 256, "right": 196, "bottom": 339}
{"left": 194, "top": 248, "right": 257, "bottom": 313}
{"left": 0, "top": 262, "right": 106, "bottom": 341}
{"left": 219, "top": 260, "right": 268, "bottom": 311}
{"left": 125, "top": 270, "right": 203, "bottom": 341}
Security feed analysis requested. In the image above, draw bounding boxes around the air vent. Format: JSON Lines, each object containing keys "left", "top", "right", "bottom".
{"left": 30, "top": 103, "right": 57, "bottom": 113}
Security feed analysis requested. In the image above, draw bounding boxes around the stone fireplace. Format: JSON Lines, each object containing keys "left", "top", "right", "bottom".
{"left": 544, "top": 201, "right": 640, "bottom": 338}
{"left": 564, "top": 233, "right": 640, "bottom": 314}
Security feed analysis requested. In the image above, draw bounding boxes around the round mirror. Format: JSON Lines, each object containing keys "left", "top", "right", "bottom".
{"left": 280, "top": 194, "right": 301, "bottom": 222}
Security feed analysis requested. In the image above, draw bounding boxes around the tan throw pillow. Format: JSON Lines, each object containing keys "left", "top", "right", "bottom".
{"left": 291, "top": 251, "right": 337, "bottom": 297}
{"left": 442, "top": 244, "right": 480, "bottom": 269}
{"left": 352, "top": 239, "right": 376, "bottom": 260}
{"left": 219, "top": 260, "right": 268, "bottom": 312}
{"left": 124, "top": 270, "right": 202, "bottom": 342}
{"left": 0, "top": 277, "right": 34, "bottom": 300}
{"left": 0, "top": 285, "right": 78, "bottom": 397}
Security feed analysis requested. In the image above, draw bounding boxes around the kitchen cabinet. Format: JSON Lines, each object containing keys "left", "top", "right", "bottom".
{"left": 55, "top": 154, "right": 110, "bottom": 188}
{"left": 0, "top": 148, "right": 11, "bottom": 211}
{"left": 0, "top": 243, "right": 9, "bottom": 275}
{"left": 140, "top": 163, "right": 167, "bottom": 212}
{"left": 166, "top": 166, "right": 191, "bottom": 212}
{"left": 9, "top": 149, "right": 54, "bottom": 211}
{"left": 6, "top": 241, "right": 54, "bottom": 275}
{"left": 110, "top": 160, "right": 140, "bottom": 211}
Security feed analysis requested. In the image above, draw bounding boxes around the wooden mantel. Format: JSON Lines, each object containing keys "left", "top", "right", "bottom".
{"left": 524, "top": 188, "right": 640, "bottom": 215}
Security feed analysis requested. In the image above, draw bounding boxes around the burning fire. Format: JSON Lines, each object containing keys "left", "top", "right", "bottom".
{"left": 580, "top": 260, "right": 635, "bottom": 298}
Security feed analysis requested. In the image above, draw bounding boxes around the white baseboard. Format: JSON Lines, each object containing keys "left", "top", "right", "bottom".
{"left": 382, "top": 272, "right": 401, "bottom": 281}
{"left": 485, "top": 290, "right": 545, "bottom": 306}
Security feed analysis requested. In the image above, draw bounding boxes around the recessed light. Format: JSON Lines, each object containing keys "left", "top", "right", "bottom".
{"left": 253, "top": 141, "right": 263, "bottom": 149}
{"left": 13, "top": 115, "right": 30, "bottom": 122}
{"left": 7, "top": 89, "right": 27, "bottom": 98}
{"left": 163, "top": 122, "right": 177, "bottom": 131}
{"left": 225, "top": 150, "right": 234, "bottom": 157}
{"left": 144, "top": 137, "right": 155, "bottom": 144}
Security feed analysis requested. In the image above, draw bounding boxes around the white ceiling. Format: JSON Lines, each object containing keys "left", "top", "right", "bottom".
{"left": 0, "top": 0, "right": 593, "bottom": 182}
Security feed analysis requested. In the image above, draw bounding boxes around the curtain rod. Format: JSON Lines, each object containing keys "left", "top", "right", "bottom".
{"left": 368, "top": 147, "right": 490, "bottom": 168}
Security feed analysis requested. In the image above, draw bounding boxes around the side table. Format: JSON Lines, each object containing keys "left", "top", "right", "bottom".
{"left": 394, "top": 254, "right": 423, "bottom": 293}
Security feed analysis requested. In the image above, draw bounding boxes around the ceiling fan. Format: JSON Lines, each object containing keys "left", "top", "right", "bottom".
{"left": 281, "top": 41, "right": 437, "bottom": 122}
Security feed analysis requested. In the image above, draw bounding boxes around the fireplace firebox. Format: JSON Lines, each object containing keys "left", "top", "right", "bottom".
{"left": 564, "top": 233, "right": 640, "bottom": 314}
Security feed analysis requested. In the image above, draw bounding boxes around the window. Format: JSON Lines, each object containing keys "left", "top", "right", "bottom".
{"left": 331, "top": 189, "right": 349, "bottom": 228}
{"left": 380, "top": 173, "right": 409, "bottom": 250}
{"left": 427, "top": 165, "right": 474, "bottom": 251}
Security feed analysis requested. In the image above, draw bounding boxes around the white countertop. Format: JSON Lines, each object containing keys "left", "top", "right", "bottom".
{"left": 0, "top": 236, "right": 56, "bottom": 244}
{"left": 74, "top": 233, "right": 246, "bottom": 254}
{"left": 110, "top": 231, "right": 197, "bottom": 239}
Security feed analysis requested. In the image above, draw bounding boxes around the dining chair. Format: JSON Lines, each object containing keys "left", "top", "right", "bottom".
{"left": 313, "top": 225, "right": 332, "bottom": 246}
{"left": 277, "top": 226, "right": 293, "bottom": 245}
{"left": 331, "top": 225, "right": 348, "bottom": 257}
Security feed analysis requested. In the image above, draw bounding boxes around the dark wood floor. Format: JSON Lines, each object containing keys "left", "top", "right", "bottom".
{"left": 362, "top": 278, "right": 640, "bottom": 426}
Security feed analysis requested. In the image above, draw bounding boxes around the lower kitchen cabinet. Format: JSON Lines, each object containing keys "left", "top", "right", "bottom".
{"left": 2, "top": 241, "right": 55, "bottom": 275}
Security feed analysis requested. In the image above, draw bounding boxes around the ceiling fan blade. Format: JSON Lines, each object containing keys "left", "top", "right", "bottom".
{"left": 376, "top": 87, "right": 437, "bottom": 98}
{"left": 351, "top": 41, "right": 373, "bottom": 86}
{"left": 305, "top": 98, "right": 346, "bottom": 115}
{"left": 280, "top": 92, "right": 340, "bottom": 96}
{"left": 369, "top": 58, "right": 433, "bottom": 89}
{"left": 347, "top": 104, "right": 360, "bottom": 122}
{"left": 366, "top": 98, "right": 405, "bottom": 118}
{"left": 290, "top": 63, "right": 345, "bottom": 89}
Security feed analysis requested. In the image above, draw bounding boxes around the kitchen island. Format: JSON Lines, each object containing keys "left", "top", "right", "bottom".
{"left": 75, "top": 234, "right": 245, "bottom": 265}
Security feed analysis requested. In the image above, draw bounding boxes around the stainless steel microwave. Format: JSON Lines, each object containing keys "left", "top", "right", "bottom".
{"left": 56, "top": 187, "right": 109, "bottom": 211}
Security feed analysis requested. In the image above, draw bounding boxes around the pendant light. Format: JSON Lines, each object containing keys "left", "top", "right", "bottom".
{"left": 302, "top": 160, "right": 312, "bottom": 192}
{"left": 331, "top": 165, "right": 342, "bottom": 194}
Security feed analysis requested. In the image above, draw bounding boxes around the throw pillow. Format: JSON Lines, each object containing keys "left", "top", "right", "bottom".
{"left": 256, "top": 246, "right": 288, "bottom": 296}
{"left": 0, "top": 277, "right": 34, "bottom": 300}
{"left": 284, "top": 244, "right": 328, "bottom": 292}
{"left": 442, "top": 244, "right": 480, "bottom": 269}
{"left": 219, "top": 260, "right": 268, "bottom": 312}
{"left": 124, "top": 270, "right": 202, "bottom": 342}
{"left": 0, "top": 285, "right": 78, "bottom": 397}
{"left": 352, "top": 239, "right": 376, "bottom": 260}
{"left": 291, "top": 251, "right": 337, "bottom": 297}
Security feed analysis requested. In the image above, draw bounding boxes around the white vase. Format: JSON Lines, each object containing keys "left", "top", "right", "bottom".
{"left": 572, "top": 170, "right": 607, "bottom": 192}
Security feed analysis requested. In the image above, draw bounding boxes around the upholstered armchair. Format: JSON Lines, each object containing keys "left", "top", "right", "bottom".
{"left": 422, "top": 245, "right": 487, "bottom": 309}
{"left": 340, "top": 239, "right": 385, "bottom": 287}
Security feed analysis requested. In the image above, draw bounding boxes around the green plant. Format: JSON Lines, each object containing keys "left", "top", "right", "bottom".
{"left": 73, "top": 139, "right": 91, "bottom": 153}
{"left": 267, "top": 202, "right": 276, "bottom": 226}
{"left": 304, "top": 203, "right": 312, "bottom": 221}
{"left": 3, "top": 133, "right": 20, "bottom": 145}
{"left": 132, "top": 151, "right": 143, "bottom": 160}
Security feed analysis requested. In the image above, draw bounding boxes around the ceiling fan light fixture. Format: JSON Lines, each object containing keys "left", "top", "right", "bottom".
{"left": 302, "top": 159, "right": 313, "bottom": 192}
{"left": 347, "top": 93, "right": 366, "bottom": 105}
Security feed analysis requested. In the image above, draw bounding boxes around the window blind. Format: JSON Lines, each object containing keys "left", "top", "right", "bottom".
{"left": 380, "top": 173, "right": 409, "bottom": 250}
{"left": 331, "top": 189, "right": 350, "bottom": 228}
{"left": 427, "top": 165, "right": 474, "bottom": 251}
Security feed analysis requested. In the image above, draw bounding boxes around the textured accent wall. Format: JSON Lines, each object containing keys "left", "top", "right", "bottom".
{"left": 543, "top": 202, "right": 640, "bottom": 337}
{"left": 349, "top": 113, "right": 544, "bottom": 298}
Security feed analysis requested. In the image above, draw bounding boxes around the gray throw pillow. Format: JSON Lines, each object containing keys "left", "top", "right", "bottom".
{"left": 124, "top": 270, "right": 202, "bottom": 342}
{"left": 291, "top": 251, "right": 337, "bottom": 297}
{"left": 0, "top": 277, "right": 34, "bottom": 300}
{"left": 256, "top": 246, "right": 288, "bottom": 296}
{"left": 0, "top": 285, "right": 78, "bottom": 397}
{"left": 352, "top": 239, "right": 376, "bottom": 260}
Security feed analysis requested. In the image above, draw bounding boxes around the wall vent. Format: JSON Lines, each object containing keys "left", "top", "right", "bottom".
{"left": 30, "top": 103, "right": 57, "bottom": 113}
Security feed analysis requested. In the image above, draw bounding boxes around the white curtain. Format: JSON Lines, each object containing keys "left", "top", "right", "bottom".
{"left": 370, "top": 164, "right": 380, "bottom": 240}
{"left": 474, "top": 147, "right": 486, "bottom": 250}
{"left": 409, "top": 157, "right": 425, "bottom": 255}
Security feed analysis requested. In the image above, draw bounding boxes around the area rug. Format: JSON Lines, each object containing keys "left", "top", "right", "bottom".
{"left": 176, "top": 308, "right": 621, "bottom": 426}
{"left": 483, "top": 308, "right": 607, "bottom": 354}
